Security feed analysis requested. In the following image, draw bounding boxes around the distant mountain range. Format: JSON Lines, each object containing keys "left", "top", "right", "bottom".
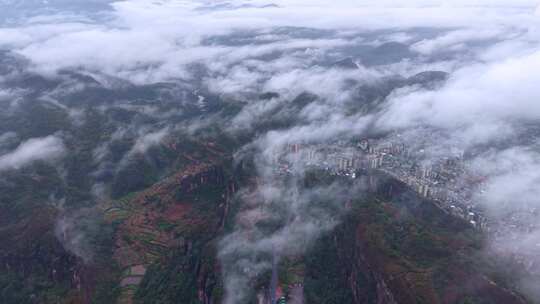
{"left": 0, "top": 0, "right": 112, "bottom": 21}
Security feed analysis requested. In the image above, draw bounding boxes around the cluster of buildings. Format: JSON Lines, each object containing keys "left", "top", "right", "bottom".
{"left": 270, "top": 136, "right": 488, "bottom": 230}
{"left": 268, "top": 133, "right": 540, "bottom": 280}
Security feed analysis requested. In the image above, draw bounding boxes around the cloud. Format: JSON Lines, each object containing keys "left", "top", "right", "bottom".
{"left": 466, "top": 146, "right": 540, "bottom": 297}
{"left": 0, "top": 0, "right": 114, "bottom": 22}
{"left": 129, "top": 127, "right": 169, "bottom": 155}
{"left": 0, "top": 0, "right": 534, "bottom": 84}
{"left": 0, "top": 135, "right": 65, "bottom": 171}
{"left": 375, "top": 46, "right": 540, "bottom": 146}
{"left": 473, "top": 147, "right": 540, "bottom": 211}
{"left": 410, "top": 28, "right": 512, "bottom": 55}
{"left": 219, "top": 180, "right": 362, "bottom": 304}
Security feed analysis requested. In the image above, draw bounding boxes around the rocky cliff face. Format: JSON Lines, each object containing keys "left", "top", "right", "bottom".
{"left": 302, "top": 172, "right": 528, "bottom": 304}
{"left": 106, "top": 160, "right": 237, "bottom": 304}
{"left": 0, "top": 155, "right": 529, "bottom": 304}
{"left": 119, "top": 165, "right": 529, "bottom": 304}
{"left": 0, "top": 206, "right": 107, "bottom": 304}
{"left": 0, "top": 135, "right": 238, "bottom": 304}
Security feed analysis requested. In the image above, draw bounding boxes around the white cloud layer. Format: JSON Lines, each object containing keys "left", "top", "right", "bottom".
{"left": 0, "top": 0, "right": 537, "bottom": 82}
{"left": 0, "top": 135, "right": 65, "bottom": 171}
{"left": 376, "top": 47, "right": 540, "bottom": 145}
